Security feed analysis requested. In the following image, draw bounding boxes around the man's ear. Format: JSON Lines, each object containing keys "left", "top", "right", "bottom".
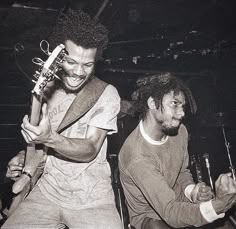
{"left": 147, "top": 97, "right": 156, "bottom": 110}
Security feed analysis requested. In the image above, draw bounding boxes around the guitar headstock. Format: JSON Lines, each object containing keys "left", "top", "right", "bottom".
{"left": 32, "top": 40, "right": 67, "bottom": 95}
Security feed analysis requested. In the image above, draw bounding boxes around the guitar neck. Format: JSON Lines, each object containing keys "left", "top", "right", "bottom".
{"left": 9, "top": 41, "right": 65, "bottom": 203}
{"left": 12, "top": 92, "right": 44, "bottom": 195}
{"left": 25, "top": 93, "right": 43, "bottom": 163}
{"left": 29, "top": 94, "right": 43, "bottom": 125}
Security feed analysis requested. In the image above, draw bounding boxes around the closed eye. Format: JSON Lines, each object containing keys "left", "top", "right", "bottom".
{"left": 84, "top": 62, "right": 94, "bottom": 67}
{"left": 67, "top": 61, "right": 76, "bottom": 65}
{"left": 65, "top": 57, "right": 76, "bottom": 65}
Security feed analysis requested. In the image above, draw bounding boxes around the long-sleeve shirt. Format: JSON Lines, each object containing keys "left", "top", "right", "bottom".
{"left": 118, "top": 123, "right": 208, "bottom": 229}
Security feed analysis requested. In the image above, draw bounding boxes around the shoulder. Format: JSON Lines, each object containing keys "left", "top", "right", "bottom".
{"left": 92, "top": 77, "right": 120, "bottom": 100}
{"left": 102, "top": 84, "right": 120, "bottom": 99}
{"left": 96, "top": 84, "right": 120, "bottom": 109}
{"left": 88, "top": 82, "right": 120, "bottom": 129}
{"left": 119, "top": 126, "right": 144, "bottom": 165}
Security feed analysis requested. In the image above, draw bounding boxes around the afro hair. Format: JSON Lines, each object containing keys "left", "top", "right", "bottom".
{"left": 48, "top": 9, "right": 108, "bottom": 60}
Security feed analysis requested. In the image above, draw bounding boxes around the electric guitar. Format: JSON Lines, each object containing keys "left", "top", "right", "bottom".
{"left": 8, "top": 40, "right": 66, "bottom": 216}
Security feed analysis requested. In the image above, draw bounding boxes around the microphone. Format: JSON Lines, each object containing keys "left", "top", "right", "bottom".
{"left": 202, "top": 153, "right": 214, "bottom": 191}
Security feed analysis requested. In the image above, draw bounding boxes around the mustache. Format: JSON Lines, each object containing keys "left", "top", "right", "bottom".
{"left": 173, "top": 117, "right": 183, "bottom": 122}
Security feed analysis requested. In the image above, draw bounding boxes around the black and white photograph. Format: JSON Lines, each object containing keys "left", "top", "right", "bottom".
{"left": 0, "top": 0, "right": 236, "bottom": 228}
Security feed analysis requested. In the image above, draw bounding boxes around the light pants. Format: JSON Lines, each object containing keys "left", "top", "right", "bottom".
{"left": 3, "top": 186, "right": 122, "bottom": 229}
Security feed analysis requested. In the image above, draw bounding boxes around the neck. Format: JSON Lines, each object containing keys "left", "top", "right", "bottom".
{"left": 141, "top": 119, "right": 167, "bottom": 143}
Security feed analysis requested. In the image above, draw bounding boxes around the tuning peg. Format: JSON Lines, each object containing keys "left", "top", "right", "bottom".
{"left": 32, "top": 57, "right": 45, "bottom": 66}
{"left": 53, "top": 74, "right": 62, "bottom": 81}
{"left": 33, "top": 71, "right": 40, "bottom": 78}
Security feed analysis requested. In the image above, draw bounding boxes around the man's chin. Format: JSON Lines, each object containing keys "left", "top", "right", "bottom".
{"left": 57, "top": 75, "right": 93, "bottom": 94}
{"left": 59, "top": 81, "right": 83, "bottom": 94}
{"left": 163, "top": 126, "right": 180, "bottom": 136}
{"left": 64, "top": 85, "right": 82, "bottom": 94}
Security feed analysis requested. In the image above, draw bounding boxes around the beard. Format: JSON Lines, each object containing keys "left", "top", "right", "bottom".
{"left": 58, "top": 79, "right": 85, "bottom": 94}
{"left": 161, "top": 121, "right": 181, "bottom": 136}
{"left": 162, "top": 126, "right": 180, "bottom": 136}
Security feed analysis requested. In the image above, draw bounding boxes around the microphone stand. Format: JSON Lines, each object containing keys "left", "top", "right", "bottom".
{"left": 221, "top": 125, "right": 235, "bottom": 181}
{"left": 203, "top": 151, "right": 236, "bottom": 228}
{"left": 202, "top": 153, "right": 214, "bottom": 192}
{"left": 221, "top": 124, "right": 236, "bottom": 228}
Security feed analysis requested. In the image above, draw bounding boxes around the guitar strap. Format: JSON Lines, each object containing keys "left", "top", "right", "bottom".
{"left": 7, "top": 77, "right": 108, "bottom": 217}
{"left": 57, "top": 77, "right": 108, "bottom": 133}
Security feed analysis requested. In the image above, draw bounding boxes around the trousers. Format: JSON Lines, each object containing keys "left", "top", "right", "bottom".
{"left": 3, "top": 185, "right": 122, "bottom": 229}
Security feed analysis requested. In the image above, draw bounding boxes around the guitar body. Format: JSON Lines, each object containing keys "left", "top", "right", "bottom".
{"left": 8, "top": 41, "right": 66, "bottom": 216}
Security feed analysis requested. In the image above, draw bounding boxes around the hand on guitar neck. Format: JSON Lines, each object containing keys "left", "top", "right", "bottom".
{"left": 21, "top": 103, "right": 53, "bottom": 145}
{"left": 11, "top": 103, "right": 51, "bottom": 195}
{"left": 6, "top": 41, "right": 66, "bottom": 216}
{"left": 11, "top": 104, "right": 51, "bottom": 194}
{"left": 6, "top": 105, "right": 49, "bottom": 185}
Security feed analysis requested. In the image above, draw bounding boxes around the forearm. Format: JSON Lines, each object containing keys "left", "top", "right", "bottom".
{"left": 44, "top": 130, "right": 96, "bottom": 162}
{"left": 200, "top": 200, "right": 225, "bottom": 222}
{"left": 173, "top": 182, "right": 192, "bottom": 202}
{"left": 177, "top": 172, "right": 194, "bottom": 191}
{"left": 130, "top": 161, "right": 207, "bottom": 227}
{"left": 184, "top": 185, "right": 225, "bottom": 223}
{"left": 212, "top": 198, "right": 232, "bottom": 215}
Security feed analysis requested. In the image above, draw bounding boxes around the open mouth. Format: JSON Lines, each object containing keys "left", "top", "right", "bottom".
{"left": 66, "top": 76, "right": 85, "bottom": 87}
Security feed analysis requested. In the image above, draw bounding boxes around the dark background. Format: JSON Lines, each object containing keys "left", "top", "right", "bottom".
{"left": 0, "top": 0, "right": 236, "bottom": 226}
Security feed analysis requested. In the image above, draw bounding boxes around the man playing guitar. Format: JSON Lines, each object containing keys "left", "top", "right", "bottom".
{"left": 4, "top": 9, "right": 122, "bottom": 229}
